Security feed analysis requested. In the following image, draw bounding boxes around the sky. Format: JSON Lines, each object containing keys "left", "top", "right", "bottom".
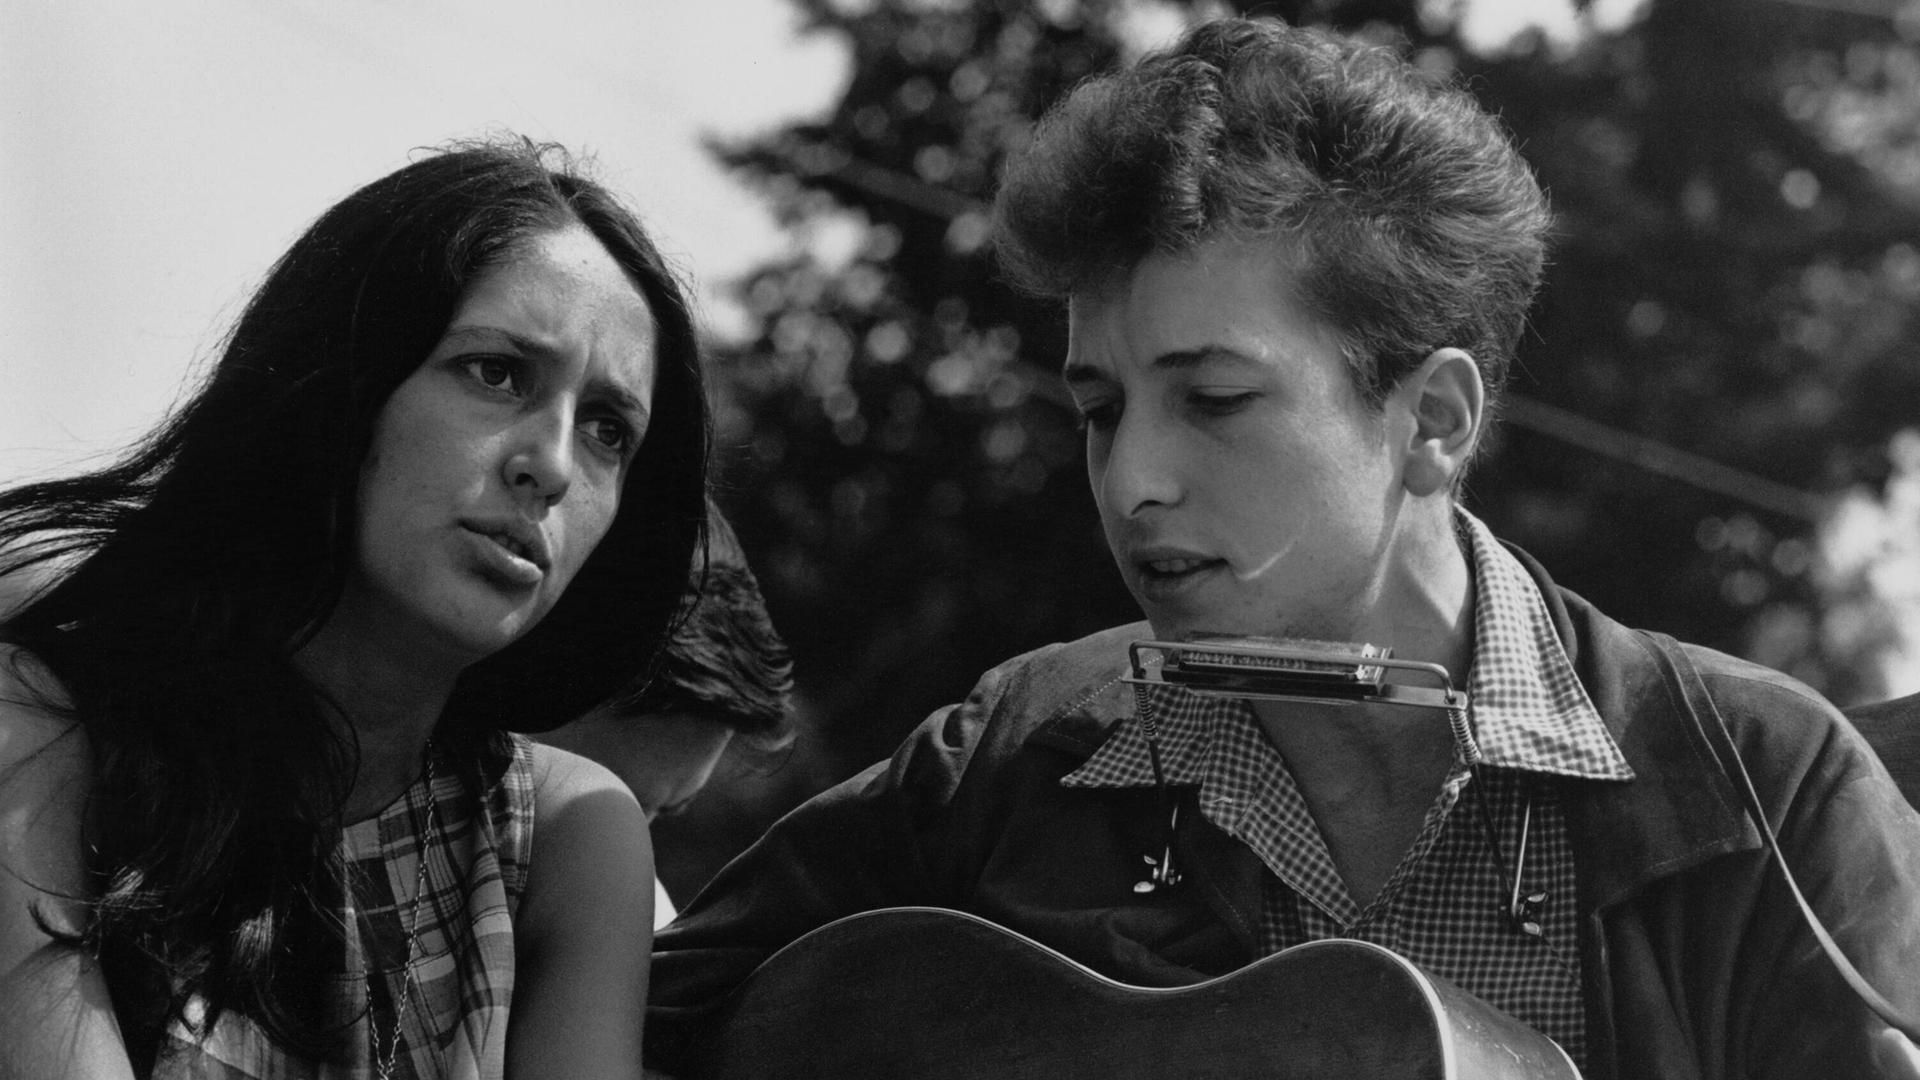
{"left": 0, "top": 0, "right": 848, "bottom": 484}
{"left": 0, "top": 0, "right": 1639, "bottom": 488}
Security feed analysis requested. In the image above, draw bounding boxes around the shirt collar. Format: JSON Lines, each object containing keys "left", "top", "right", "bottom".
{"left": 1458, "top": 510, "right": 1632, "bottom": 780}
{"left": 1062, "top": 508, "right": 1633, "bottom": 790}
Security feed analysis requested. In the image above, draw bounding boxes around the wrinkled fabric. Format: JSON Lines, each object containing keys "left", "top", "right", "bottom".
{"left": 1058, "top": 512, "right": 1619, "bottom": 1062}
{"left": 648, "top": 550, "right": 1920, "bottom": 1080}
{"left": 153, "top": 734, "right": 533, "bottom": 1080}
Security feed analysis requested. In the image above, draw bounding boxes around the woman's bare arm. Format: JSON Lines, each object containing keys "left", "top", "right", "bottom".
{"left": 0, "top": 650, "right": 135, "bottom": 1079}
{"left": 507, "top": 742, "right": 654, "bottom": 1080}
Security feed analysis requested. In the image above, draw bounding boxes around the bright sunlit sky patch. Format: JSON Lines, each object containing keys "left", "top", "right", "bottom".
{"left": 0, "top": 0, "right": 847, "bottom": 484}
{"left": 1, "top": 0, "right": 1642, "bottom": 487}
{"left": 1453, "top": 0, "right": 1648, "bottom": 53}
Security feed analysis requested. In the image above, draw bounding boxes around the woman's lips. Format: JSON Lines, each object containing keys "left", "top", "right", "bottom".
{"left": 464, "top": 526, "right": 545, "bottom": 589}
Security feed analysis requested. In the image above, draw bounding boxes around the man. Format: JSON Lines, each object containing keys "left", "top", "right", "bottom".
{"left": 541, "top": 506, "right": 795, "bottom": 925}
{"left": 646, "top": 19, "right": 1920, "bottom": 1078}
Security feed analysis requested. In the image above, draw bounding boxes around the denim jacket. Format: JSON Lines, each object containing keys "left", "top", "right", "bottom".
{"left": 648, "top": 550, "right": 1920, "bottom": 1079}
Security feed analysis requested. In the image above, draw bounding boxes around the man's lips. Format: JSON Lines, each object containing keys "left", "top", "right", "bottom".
{"left": 1128, "top": 544, "right": 1223, "bottom": 577}
{"left": 1138, "top": 555, "right": 1219, "bottom": 578}
{"left": 1128, "top": 549, "right": 1229, "bottom": 600}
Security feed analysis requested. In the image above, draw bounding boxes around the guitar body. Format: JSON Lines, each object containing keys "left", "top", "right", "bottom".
{"left": 706, "top": 907, "right": 1580, "bottom": 1079}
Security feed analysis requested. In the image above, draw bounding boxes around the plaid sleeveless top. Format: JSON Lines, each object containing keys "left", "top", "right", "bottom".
{"left": 151, "top": 733, "right": 536, "bottom": 1080}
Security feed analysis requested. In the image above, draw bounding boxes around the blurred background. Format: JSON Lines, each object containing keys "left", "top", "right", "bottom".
{"left": 6, "top": 0, "right": 1920, "bottom": 902}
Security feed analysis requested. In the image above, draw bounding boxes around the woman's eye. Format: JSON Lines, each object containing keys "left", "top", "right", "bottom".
{"left": 582, "top": 416, "right": 636, "bottom": 456}
{"left": 465, "top": 356, "right": 521, "bottom": 393}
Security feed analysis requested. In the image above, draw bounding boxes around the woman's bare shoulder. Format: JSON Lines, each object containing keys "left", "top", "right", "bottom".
{"left": 507, "top": 742, "right": 652, "bottom": 1079}
{"left": 526, "top": 737, "right": 641, "bottom": 811}
{"left": 518, "top": 739, "right": 651, "bottom": 923}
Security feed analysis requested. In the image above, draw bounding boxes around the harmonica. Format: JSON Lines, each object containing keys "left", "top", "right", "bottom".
{"left": 1124, "top": 635, "right": 1466, "bottom": 712}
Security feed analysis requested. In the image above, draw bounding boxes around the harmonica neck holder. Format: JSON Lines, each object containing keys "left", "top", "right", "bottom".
{"left": 1121, "top": 636, "right": 1480, "bottom": 896}
{"left": 1123, "top": 638, "right": 1477, "bottom": 765}
{"left": 1125, "top": 639, "right": 1462, "bottom": 708}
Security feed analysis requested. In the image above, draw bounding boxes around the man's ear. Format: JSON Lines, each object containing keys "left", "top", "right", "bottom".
{"left": 1397, "top": 348, "right": 1484, "bottom": 498}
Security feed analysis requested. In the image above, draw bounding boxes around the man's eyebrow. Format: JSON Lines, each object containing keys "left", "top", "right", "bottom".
{"left": 1062, "top": 346, "right": 1255, "bottom": 386}
{"left": 1154, "top": 346, "right": 1259, "bottom": 370}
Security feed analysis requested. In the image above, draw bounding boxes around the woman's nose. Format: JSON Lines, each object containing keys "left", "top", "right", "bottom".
{"left": 504, "top": 411, "right": 574, "bottom": 504}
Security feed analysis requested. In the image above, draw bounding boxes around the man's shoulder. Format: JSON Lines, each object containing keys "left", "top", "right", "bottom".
{"left": 1550, "top": 581, "right": 1861, "bottom": 781}
{"left": 981, "top": 621, "right": 1150, "bottom": 695}
{"left": 1847, "top": 691, "right": 1920, "bottom": 727}
{"left": 961, "top": 621, "right": 1152, "bottom": 756}
{"left": 1672, "top": 640, "right": 1875, "bottom": 766}
{"left": 1547, "top": 575, "right": 1838, "bottom": 723}
{"left": 1673, "top": 640, "right": 1841, "bottom": 717}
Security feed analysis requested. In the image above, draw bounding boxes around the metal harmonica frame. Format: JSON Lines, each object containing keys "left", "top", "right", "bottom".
{"left": 1122, "top": 638, "right": 1468, "bottom": 713}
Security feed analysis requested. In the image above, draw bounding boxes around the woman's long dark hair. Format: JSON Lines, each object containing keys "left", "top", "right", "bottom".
{"left": 0, "top": 138, "right": 709, "bottom": 1064}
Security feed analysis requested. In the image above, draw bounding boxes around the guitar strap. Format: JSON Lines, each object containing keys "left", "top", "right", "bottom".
{"left": 1643, "top": 631, "right": 1920, "bottom": 1044}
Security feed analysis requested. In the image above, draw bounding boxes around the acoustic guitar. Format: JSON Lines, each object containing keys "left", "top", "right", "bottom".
{"left": 705, "top": 906, "right": 1581, "bottom": 1079}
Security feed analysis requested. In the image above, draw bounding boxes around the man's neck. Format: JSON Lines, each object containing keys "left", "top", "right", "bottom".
{"left": 1247, "top": 502, "right": 1477, "bottom": 903}
{"left": 1243, "top": 500, "right": 1478, "bottom": 757}
{"left": 1353, "top": 503, "right": 1476, "bottom": 683}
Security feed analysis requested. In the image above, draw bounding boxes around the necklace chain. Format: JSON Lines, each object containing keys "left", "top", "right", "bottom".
{"left": 370, "top": 745, "right": 438, "bottom": 1080}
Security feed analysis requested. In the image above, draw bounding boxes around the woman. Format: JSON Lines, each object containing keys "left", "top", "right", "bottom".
{"left": 0, "top": 139, "right": 708, "bottom": 1078}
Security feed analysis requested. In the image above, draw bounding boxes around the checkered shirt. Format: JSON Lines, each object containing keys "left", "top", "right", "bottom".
{"left": 1062, "top": 510, "right": 1633, "bottom": 1069}
{"left": 154, "top": 733, "right": 535, "bottom": 1080}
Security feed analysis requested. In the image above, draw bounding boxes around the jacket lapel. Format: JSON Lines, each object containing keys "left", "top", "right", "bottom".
{"left": 1507, "top": 545, "right": 1759, "bottom": 913}
{"left": 1024, "top": 631, "right": 1265, "bottom": 961}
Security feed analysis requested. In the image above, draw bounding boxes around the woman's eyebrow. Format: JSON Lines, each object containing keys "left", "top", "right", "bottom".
{"left": 438, "top": 324, "right": 556, "bottom": 359}
{"left": 590, "top": 376, "right": 652, "bottom": 427}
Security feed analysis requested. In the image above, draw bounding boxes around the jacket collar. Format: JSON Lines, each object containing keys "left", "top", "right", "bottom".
{"left": 1024, "top": 624, "right": 1148, "bottom": 758}
{"left": 1503, "top": 543, "right": 1760, "bottom": 912}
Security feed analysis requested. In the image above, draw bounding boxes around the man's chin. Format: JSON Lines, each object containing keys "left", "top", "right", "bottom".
{"left": 1143, "top": 612, "right": 1340, "bottom": 647}
{"left": 1144, "top": 616, "right": 1255, "bottom": 644}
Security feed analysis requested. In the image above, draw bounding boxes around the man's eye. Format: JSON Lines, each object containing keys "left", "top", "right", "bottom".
{"left": 1190, "top": 391, "right": 1256, "bottom": 415}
